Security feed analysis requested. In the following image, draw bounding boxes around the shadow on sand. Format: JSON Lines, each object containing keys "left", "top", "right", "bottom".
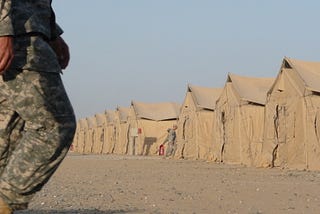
{"left": 15, "top": 208, "right": 144, "bottom": 214}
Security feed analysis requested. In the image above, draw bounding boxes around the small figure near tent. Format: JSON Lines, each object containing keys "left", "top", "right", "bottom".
{"left": 161, "top": 125, "right": 178, "bottom": 157}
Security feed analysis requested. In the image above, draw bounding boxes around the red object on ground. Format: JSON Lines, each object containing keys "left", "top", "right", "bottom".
{"left": 159, "top": 144, "right": 165, "bottom": 156}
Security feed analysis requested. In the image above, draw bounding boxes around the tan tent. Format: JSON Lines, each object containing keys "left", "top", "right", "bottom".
{"left": 91, "top": 112, "right": 107, "bottom": 154}
{"left": 260, "top": 57, "right": 320, "bottom": 170}
{"left": 127, "top": 101, "right": 180, "bottom": 156}
{"left": 101, "top": 110, "right": 117, "bottom": 154}
{"left": 213, "top": 73, "right": 274, "bottom": 166}
{"left": 75, "top": 118, "right": 89, "bottom": 154}
{"left": 113, "top": 107, "right": 130, "bottom": 155}
{"left": 174, "top": 85, "right": 222, "bottom": 160}
{"left": 83, "top": 116, "right": 97, "bottom": 154}
{"left": 71, "top": 120, "right": 81, "bottom": 152}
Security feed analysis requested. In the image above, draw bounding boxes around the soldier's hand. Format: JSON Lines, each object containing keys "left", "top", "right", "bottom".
{"left": 50, "top": 36, "right": 70, "bottom": 69}
{"left": 0, "top": 36, "right": 14, "bottom": 75}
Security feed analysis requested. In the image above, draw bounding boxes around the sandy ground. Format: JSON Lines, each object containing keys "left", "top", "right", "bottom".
{"left": 16, "top": 153, "right": 320, "bottom": 214}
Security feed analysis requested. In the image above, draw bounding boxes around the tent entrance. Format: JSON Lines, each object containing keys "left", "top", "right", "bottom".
{"left": 272, "top": 104, "right": 286, "bottom": 167}
{"left": 220, "top": 111, "right": 226, "bottom": 162}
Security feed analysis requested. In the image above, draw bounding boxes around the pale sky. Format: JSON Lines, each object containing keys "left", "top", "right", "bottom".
{"left": 52, "top": 1, "right": 320, "bottom": 119}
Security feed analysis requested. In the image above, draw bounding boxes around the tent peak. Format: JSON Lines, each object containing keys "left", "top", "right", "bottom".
{"left": 187, "top": 84, "right": 222, "bottom": 110}
{"left": 283, "top": 57, "right": 320, "bottom": 93}
{"left": 226, "top": 73, "right": 274, "bottom": 105}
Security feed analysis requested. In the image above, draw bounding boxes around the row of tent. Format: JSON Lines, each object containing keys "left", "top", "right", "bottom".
{"left": 72, "top": 57, "right": 320, "bottom": 171}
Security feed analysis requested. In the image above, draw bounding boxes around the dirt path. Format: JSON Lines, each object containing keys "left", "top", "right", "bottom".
{"left": 16, "top": 153, "right": 320, "bottom": 214}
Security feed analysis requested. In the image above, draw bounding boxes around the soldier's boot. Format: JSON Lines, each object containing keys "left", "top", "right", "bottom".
{"left": 0, "top": 198, "right": 12, "bottom": 214}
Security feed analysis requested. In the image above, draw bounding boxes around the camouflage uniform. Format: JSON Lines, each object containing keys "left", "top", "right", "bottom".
{"left": 0, "top": 0, "right": 76, "bottom": 210}
{"left": 164, "top": 129, "right": 177, "bottom": 157}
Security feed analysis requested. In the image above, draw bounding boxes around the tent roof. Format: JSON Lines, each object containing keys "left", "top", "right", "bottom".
{"left": 79, "top": 118, "right": 88, "bottom": 129}
{"left": 105, "top": 110, "right": 116, "bottom": 124}
{"left": 228, "top": 73, "right": 275, "bottom": 105}
{"left": 95, "top": 113, "right": 106, "bottom": 126}
{"left": 87, "top": 116, "right": 97, "bottom": 129}
{"left": 188, "top": 84, "right": 222, "bottom": 110}
{"left": 116, "top": 106, "right": 130, "bottom": 122}
{"left": 284, "top": 57, "right": 320, "bottom": 93}
{"left": 131, "top": 101, "right": 180, "bottom": 121}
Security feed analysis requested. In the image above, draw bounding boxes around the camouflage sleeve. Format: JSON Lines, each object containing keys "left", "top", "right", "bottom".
{"left": 0, "top": 0, "right": 14, "bottom": 36}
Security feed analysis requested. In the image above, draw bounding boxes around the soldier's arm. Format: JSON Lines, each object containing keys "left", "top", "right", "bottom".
{"left": 0, "top": 0, "right": 14, "bottom": 74}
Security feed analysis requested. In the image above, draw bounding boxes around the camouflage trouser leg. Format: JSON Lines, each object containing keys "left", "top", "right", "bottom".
{"left": 0, "top": 69, "right": 76, "bottom": 210}
{"left": 166, "top": 141, "right": 175, "bottom": 157}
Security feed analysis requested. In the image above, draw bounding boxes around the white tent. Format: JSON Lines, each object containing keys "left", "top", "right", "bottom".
{"left": 175, "top": 84, "right": 222, "bottom": 160}
{"left": 213, "top": 73, "right": 274, "bottom": 166}
{"left": 260, "top": 57, "right": 320, "bottom": 170}
{"left": 127, "top": 101, "right": 180, "bottom": 156}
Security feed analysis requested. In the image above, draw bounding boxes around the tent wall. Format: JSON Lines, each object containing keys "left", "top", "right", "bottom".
{"left": 71, "top": 121, "right": 80, "bottom": 152}
{"left": 92, "top": 113, "right": 106, "bottom": 154}
{"left": 113, "top": 108, "right": 130, "bottom": 155}
{"left": 127, "top": 108, "right": 138, "bottom": 155}
{"left": 175, "top": 92, "right": 198, "bottom": 159}
{"left": 114, "top": 121, "right": 129, "bottom": 154}
{"left": 197, "top": 110, "right": 216, "bottom": 160}
{"left": 214, "top": 78, "right": 269, "bottom": 166}
{"left": 214, "top": 82, "right": 240, "bottom": 163}
{"left": 128, "top": 101, "right": 180, "bottom": 156}
{"left": 261, "top": 69, "right": 308, "bottom": 170}
{"left": 102, "top": 124, "right": 116, "bottom": 154}
{"left": 238, "top": 104, "right": 265, "bottom": 166}
{"left": 304, "top": 95, "right": 320, "bottom": 170}
{"left": 179, "top": 110, "right": 215, "bottom": 160}
{"left": 93, "top": 125, "right": 104, "bottom": 154}
{"left": 175, "top": 86, "right": 221, "bottom": 161}
{"left": 101, "top": 111, "right": 116, "bottom": 154}
{"left": 84, "top": 117, "right": 97, "bottom": 154}
{"left": 178, "top": 114, "right": 197, "bottom": 159}
{"left": 128, "top": 105, "right": 178, "bottom": 156}
{"left": 135, "top": 120, "right": 176, "bottom": 155}
{"left": 76, "top": 118, "right": 88, "bottom": 154}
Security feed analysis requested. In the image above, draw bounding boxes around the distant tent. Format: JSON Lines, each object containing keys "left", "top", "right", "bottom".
{"left": 71, "top": 120, "right": 81, "bottom": 152}
{"left": 213, "top": 73, "right": 274, "bottom": 166}
{"left": 92, "top": 112, "right": 107, "bottom": 154}
{"left": 101, "top": 110, "right": 117, "bottom": 154}
{"left": 128, "top": 101, "right": 180, "bottom": 156}
{"left": 84, "top": 116, "right": 97, "bottom": 154}
{"left": 260, "top": 57, "right": 320, "bottom": 170}
{"left": 113, "top": 107, "right": 130, "bottom": 155}
{"left": 76, "top": 118, "right": 88, "bottom": 154}
{"left": 175, "top": 85, "right": 222, "bottom": 160}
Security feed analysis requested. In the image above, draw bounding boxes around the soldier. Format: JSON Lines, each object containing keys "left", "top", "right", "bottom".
{"left": 162, "top": 125, "right": 178, "bottom": 157}
{"left": 0, "top": 1, "right": 76, "bottom": 213}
